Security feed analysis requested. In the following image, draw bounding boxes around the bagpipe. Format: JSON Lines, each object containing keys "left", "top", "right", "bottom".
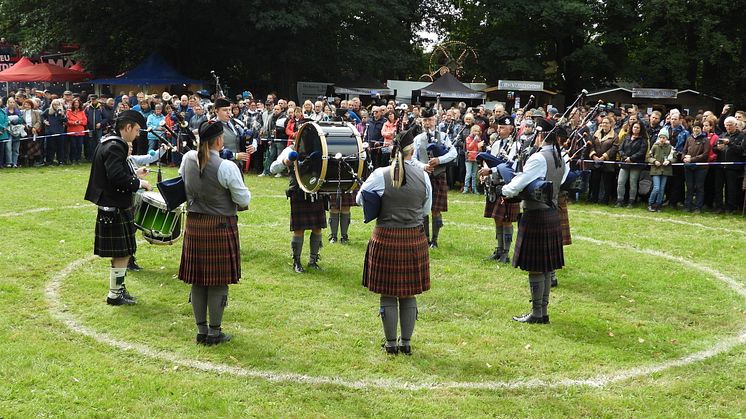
{"left": 426, "top": 138, "right": 453, "bottom": 177}
{"left": 476, "top": 151, "right": 554, "bottom": 207}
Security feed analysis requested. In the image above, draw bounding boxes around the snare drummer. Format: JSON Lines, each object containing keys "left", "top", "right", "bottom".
{"left": 84, "top": 110, "right": 151, "bottom": 306}
{"left": 270, "top": 144, "right": 326, "bottom": 273}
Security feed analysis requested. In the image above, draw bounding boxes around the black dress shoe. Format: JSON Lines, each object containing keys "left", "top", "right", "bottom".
{"left": 127, "top": 261, "right": 142, "bottom": 271}
{"left": 487, "top": 247, "right": 502, "bottom": 260}
{"left": 205, "top": 332, "right": 232, "bottom": 345}
{"left": 429, "top": 241, "right": 438, "bottom": 249}
{"left": 106, "top": 294, "right": 136, "bottom": 306}
{"left": 340, "top": 235, "right": 349, "bottom": 244}
{"left": 382, "top": 343, "right": 398, "bottom": 355}
{"left": 121, "top": 285, "right": 137, "bottom": 301}
{"left": 398, "top": 345, "right": 412, "bottom": 356}
{"left": 511, "top": 313, "right": 544, "bottom": 323}
{"left": 308, "top": 255, "right": 321, "bottom": 270}
{"left": 550, "top": 278, "right": 558, "bottom": 288}
{"left": 497, "top": 253, "right": 510, "bottom": 263}
{"left": 293, "top": 258, "right": 305, "bottom": 273}
{"left": 328, "top": 235, "right": 337, "bottom": 244}
{"left": 542, "top": 316, "right": 550, "bottom": 324}
{"left": 196, "top": 334, "right": 207, "bottom": 344}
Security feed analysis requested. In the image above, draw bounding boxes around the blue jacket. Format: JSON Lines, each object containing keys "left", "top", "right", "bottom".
{"left": 365, "top": 117, "right": 385, "bottom": 143}
{"left": 146, "top": 113, "right": 165, "bottom": 141}
{"left": 0, "top": 108, "right": 8, "bottom": 141}
{"left": 44, "top": 111, "right": 67, "bottom": 135}
{"left": 666, "top": 123, "right": 689, "bottom": 153}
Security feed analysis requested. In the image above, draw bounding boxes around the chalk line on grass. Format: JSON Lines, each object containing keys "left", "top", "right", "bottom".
{"left": 45, "top": 232, "right": 746, "bottom": 391}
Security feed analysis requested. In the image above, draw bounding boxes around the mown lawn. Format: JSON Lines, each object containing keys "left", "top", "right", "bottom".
{"left": 0, "top": 164, "right": 744, "bottom": 417}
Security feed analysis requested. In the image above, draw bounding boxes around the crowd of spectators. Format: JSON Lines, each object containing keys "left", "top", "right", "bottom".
{"left": 0, "top": 87, "right": 743, "bottom": 215}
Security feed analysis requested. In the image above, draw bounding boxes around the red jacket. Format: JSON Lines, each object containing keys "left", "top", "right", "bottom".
{"left": 465, "top": 134, "right": 480, "bottom": 161}
{"left": 707, "top": 132, "right": 719, "bottom": 162}
{"left": 285, "top": 117, "right": 302, "bottom": 146}
{"left": 66, "top": 109, "right": 88, "bottom": 136}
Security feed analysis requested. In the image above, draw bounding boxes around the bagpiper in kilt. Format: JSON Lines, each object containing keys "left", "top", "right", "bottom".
{"left": 358, "top": 125, "right": 432, "bottom": 356}
{"left": 84, "top": 110, "right": 148, "bottom": 306}
{"left": 412, "top": 107, "right": 457, "bottom": 249}
{"left": 500, "top": 120, "right": 569, "bottom": 325}
{"left": 479, "top": 115, "right": 520, "bottom": 263}
{"left": 270, "top": 145, "right": 326, "bottom": 273}
{"left": 178, "top": 120, "right": 251, "bottom": 346}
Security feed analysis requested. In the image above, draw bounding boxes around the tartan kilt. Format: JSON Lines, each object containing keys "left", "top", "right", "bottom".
{"left": 26, "top": 138, "right": 42, "bottom": 158}
{"left": 179, "top": 212, "right": 241, "bottom": 286}
{"left": 430, "top": 172, "right": 448, "bottom": 213}
{"left": 512, "top": 208, "right": 564, "bottom": 272}
{"left": 558, "top": 193, "right": 572, "bottom": 246}
{"left": 289, "top": 190, "right": 327, "bottom": 231}
{"left": 484, "top": 197, "right": 520, "bottom": 222}
{"left": 327, "top": 191, "right": 356, "bottom": 210}
{"left": 363, "top": 226, "right": 430, "bottom": 297}
{"left": 94, "top": 208, "right": 137, "bottom": 258}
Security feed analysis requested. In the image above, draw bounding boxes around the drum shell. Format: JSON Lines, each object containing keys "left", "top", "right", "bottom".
{"left": 293, "top": 122, "right": 364, "bottom": 194}
{"left": 133, "top": 191, "right": 184, "bottom": 245}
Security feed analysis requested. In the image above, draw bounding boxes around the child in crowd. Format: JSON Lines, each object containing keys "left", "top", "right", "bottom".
{"left": 647, "top": 128, "right": 675, "bottom": 212}
{"left": 463, "top": 124, "right": 481, "bottom": 193}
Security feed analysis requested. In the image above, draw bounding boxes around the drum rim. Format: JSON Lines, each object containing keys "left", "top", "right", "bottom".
{"left": 293, "top": 122, "right": 364, "bottom": 194}
{"left": 141, "top": 191, "right": 168, "bottom": 210}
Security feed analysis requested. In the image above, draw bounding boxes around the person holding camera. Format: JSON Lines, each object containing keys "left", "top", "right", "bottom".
{"left": 43, "top": 98, "right": 67, "bottom": 165}
{"left": 682, "top": 121, "right": 711, "bottom": 213}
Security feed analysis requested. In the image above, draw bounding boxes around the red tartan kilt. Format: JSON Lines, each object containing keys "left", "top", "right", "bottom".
{"left": 363, "top": 226, "right": 430, "bottom": 296}
{"left": 512, "top": 208, "right": 564, "bottom": 272}
{"left": 26, "top": 139, "right": 42, "bottom": 158}
{"left": 179, "top": 213, "right": 241, "bottom": 286}
{"left": 558, "top": 193, "right": 572, "bottom": 246}
{"left": 484, "top": 197, "right": 520, "bottom": 222}
{"left": 430, "top": 173, "right": 448, "bottom": 213}
{"left": 327, "top": 191, "right": 356, "bottom": 210}
{"left": 289, "top": 191, "right": 327, "bottom": 231}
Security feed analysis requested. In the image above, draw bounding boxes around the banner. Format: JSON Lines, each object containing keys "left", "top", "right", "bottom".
{"left": 497, "top": 80, "right": 544, "bottom": 91}
{"left": 631, "top": 88, "right": 678, "bottom": 99}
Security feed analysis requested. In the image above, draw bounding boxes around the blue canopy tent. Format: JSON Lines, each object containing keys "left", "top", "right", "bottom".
{"left": 88, "top": 53, "right": 203, "bottom": 92}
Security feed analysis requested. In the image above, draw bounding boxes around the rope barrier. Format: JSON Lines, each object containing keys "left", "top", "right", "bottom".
{"left": 0, "top": 129, "right": 92, "bottom": 143}
{"left": 574, "top": 159, "right": 746, "bottom": 167}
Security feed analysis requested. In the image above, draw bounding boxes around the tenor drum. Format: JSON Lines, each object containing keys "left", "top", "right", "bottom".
{"left": 293, "top": 121, "right": 364, "bottom": 194}
{"left": 133, "top": 191, "right": 184, "bottom": 245}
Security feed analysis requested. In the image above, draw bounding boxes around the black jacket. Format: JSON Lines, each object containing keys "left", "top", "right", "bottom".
{"left": 714, "top": 129, "right": 745, "bottom": 170}
{"left": 84, "top": 136, "right": 141, "bottom": 208}
{"left": 618, "top": 135, "right": 647, "bottom": 164}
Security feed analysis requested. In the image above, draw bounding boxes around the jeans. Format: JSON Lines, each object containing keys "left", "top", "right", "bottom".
{"left": 684, "top": 167, "right": 708, "bottom": 210}
{"left": 1, "top": 138, "right": 9, "bottom": 165}
{"left": 649, "top": 175, "right": 668, "bottom": 206}
{"left": 11, "top": 136, "right": 20, "bottom": 165}
{"left": 616, "top": 167, "right": 642, "bottom": 203}
{"left": 262, "top": 141, "right": 285, "bottom": 174}
{"left": 464, "top": 161, "right": 478, "bottom": 192}
{"left": 148, "top": 137, "right": 159, "bottom": 151}
{"left": 69, "top": 135, "right": 83, "bottom": 162}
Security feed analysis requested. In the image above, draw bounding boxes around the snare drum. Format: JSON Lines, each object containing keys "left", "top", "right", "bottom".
{"left": 293, "top": 121, "right": 364, "bottom": 194}
{"left": 133, "top": 191, "right": 184, "bottom": 245}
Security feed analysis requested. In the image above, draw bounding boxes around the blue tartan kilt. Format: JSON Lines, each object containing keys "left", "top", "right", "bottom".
{"left": 94, "top": 208, "right": 136, "bottom": 258}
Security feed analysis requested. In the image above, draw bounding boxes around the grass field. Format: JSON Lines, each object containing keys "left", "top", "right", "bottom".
{"left": 0, "top": 164, "right": 745, "bottom": 417}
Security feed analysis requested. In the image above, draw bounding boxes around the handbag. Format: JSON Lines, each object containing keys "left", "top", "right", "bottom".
{"left": 9, "top": 124, "right": 26, "bottom": 137}
{"left": 157, "top": 176, "right": 187, "bottom": 211}
{"left": 637, "top": 171, "right": 652, "bottom": 196}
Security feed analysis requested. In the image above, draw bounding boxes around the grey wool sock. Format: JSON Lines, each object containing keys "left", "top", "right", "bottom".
{"left": 207, "top": 285, "right": 229, "bottom": 337}
{"left": 309, "top": 232, "right": 322, "bottom": 258}
{"left": 108, "top": 267, "right": 127, "bottom": 299}
{"left": 502, "top": 224, "right": 513, "bottom": 253}
{"left": 528, "top": 273, "right": 545, "bottom": 318}
{"left": 340, "top": 213, "right": 351, "bottom": 237}
{"left": 190, "top": 284, "right": 208, "bottom": 335}
{"left": 380, "top": 295, "right": 398, "bottom": 347}
{"left": 496, "top": 225, "right": 504, "bottom": 253}
{"left": 431, "top": 216, "right": 443, "bottom": 242}
{"left": 542, "top": 272, "right": 552, "bottom": 317}
{"left": 291, "top": 235, "right": 304, "bottom": 259}
{"left": 398, "top": 297, "right": 418, "bottom": 346}
{"left": 328, "top": 213, "right": 339, "bottom": 238}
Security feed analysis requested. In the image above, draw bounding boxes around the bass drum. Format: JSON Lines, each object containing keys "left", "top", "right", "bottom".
{"left": 294, "top": 121, "right": 364, "bottom": 194}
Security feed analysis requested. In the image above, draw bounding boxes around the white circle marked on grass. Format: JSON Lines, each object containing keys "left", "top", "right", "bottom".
{"left": 45, "top": 231, "right": 746, "bottom": 391}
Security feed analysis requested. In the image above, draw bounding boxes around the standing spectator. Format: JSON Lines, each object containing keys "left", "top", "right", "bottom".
{"left": 682, "top": 121, "right": 710, "bottom": 213}
{"left": 380, "top": 110, "right": 398, "bottom": 165}
{"left": 712, "top": 116, "right": 744, "bottom": 213}
{"left": 20, "top": 99, "right": 43, "bottom": 167}
{"left": 647, "top": 129, "right": 675, "bottom": 212}
{"left": 44, "top": 98, "right": 67, "bottom": 165}
{"left": 285, "top": 107, "right": 304, "bottom": 147}
{"left": 364, "top": 106, "right": 385, "bottom": 167}
{"left": 0, "top": 98, "right": 8, "bottom": 167}
{"left": 665, "top": 111, "right": 689, "bottom": 209}
{"left": 177, "top": 95, "right": 194, "bottom": 123}
{"left": 260, "top": 104, "right": 285, "bottom": 177}
{"left": 588, "top": 116, "right": 618, "bottom": 204}
{"left": 302, "top": 100, "right": 314, "bottom": 119}
{"left": 463, "top": 125, "right": 481, "bottom": 193}
{"left": 146, "top": 104, "right": 166, "bottom": 151}
{"left": 5, "top": 97, "right": 22, "bottom": 167}
{"left": 84, "top": 95, "right": 105, "bottom": 161}
{"left": 101, "top": 97, "right": 116, "bottom": 134}
{"left": 615, "top": 121, "right": 648, "bottom": 207}
{"left": 66, "top": 98, "right": 87, "bottom": 164}
{"left": 703, "top": 117, "right": 720, "bottom": 209}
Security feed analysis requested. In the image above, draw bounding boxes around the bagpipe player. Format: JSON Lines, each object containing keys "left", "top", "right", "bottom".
{"left": 495, "top": 119, "right": 569, "bottom": 324}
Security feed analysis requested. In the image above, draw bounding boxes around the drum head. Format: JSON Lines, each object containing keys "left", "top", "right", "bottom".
{"left": 142, "top": 191, "right": 168, "bottom": 210}
{"left": 294, "top": 122, "right": 364, "bottom": 194}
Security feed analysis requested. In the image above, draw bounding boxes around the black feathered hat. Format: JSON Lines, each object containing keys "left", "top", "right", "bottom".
{"left": 214, "top": 97, "right": 231, "bottom": 109}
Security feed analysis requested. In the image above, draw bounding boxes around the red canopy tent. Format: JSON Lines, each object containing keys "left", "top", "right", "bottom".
{"left": 0, "top": 56, "right": 36, "bottom": 81}
{"left": 69, "top": 62, "right": 86, "bottom": 72}
{"left": 0, "top": 62, "right": 92, "bottom": 82}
